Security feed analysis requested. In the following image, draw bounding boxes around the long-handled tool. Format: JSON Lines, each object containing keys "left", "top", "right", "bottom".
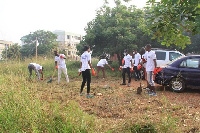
{"left": 137, "top": 67, "right": 142, "bottom": 94}
{"left": 47, "top": 68, "right": 57, "bottom": 83}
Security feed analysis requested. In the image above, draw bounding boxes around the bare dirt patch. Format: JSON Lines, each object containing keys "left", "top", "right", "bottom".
{"left": 41, "top": 77, "right": 200, "bottom": 132}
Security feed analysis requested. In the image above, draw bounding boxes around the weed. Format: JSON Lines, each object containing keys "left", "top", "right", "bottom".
{"left": 130, "top": 124, "right": 157, "bottom": 133}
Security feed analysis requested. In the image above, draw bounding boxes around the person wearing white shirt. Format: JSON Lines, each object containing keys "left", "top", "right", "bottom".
{"left": 145, "top": 44, "right": 157, "bottom": 96}
{"left": 28, "top": 63, "right": 43, "bottom": 80}
{"left": 121, "top": 49, "right": 132, "bottom": 87}
{"left": 140, "top": 47, "right": 147, "bottom": 80}
{"left": 80, "top": 45, "right": 94, "bottom": 98}
{"left": 96, "top": 55, "right": 112, "bottom": 79}
{"left": 133, "top": 50, "right": 141, "bottom": 81}
{"left": 54, "top": 51, "right": 69, "bottom": 84}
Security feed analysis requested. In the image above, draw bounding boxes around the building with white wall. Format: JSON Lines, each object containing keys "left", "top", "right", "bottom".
{"left": 0, "top": 40, "right": 13, "bottom": 60}
{"left": 53, "top": 30, "right": 82, "bottom": 58}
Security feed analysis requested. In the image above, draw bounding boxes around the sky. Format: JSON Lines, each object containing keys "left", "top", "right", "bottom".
{"left": 0, "top": 0, "right": 149, "bottom": 44}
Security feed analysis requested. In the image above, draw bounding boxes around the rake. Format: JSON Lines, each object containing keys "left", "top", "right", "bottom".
{"left": 47, "top": 68, "right": 57, "bottom": 83}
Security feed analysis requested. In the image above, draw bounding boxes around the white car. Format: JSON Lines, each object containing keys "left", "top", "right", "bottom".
{"left": 152, "top": 48, "right": 185, "bottom": 67}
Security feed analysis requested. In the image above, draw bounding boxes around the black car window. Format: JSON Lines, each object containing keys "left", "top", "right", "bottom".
{"left": 169, "top": 52, "right": 182, "bottom": 61}
{"left": 180, "top": 58, "right": 199, "bottom": 69}
{"left": 155, "top": 51, "right": 166, "bottom": 60}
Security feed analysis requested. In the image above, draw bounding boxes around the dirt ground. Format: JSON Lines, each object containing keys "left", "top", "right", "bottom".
{"left": 41, "top": 77, "right": 200, "bottom": 132}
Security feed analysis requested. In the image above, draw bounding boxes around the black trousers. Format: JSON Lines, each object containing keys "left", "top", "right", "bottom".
{"left": 122, "top": 67, "right": 131, "bottom": 84}
{"left": 81, "top": 69, "right": 91, "bottom": 94}
{"left": 134, "top": 66, "right": 141, "bottom": 80}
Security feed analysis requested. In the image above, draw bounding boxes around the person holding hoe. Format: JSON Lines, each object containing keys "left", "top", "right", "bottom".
{"left": 120, "top": 49, "right": 133, "bottom": 87}
{"left": 144, "top": 44, "right": 157, "bottom": 96}
{"left": 96, "top": 54, "right": 114, "bottom": 79}
{"left": 54, "top": 51, "right": 69, "bottom": 84}
{"left": 80, "top": 45, "right": 94, "bottom": 98}
{"left": 28, "top": 63, "right": 44, "bottom": 80}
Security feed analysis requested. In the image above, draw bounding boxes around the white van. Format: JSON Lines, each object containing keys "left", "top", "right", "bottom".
{"left": 152, "top": 48, "right": 185, "bottom": 67}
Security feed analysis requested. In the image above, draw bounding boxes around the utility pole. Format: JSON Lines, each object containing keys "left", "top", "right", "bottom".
{"left": 36, "top": 37, "right": 37, "bottom": 61}
{"left": 5, "top": 44, "right": 7, "bottom": 63}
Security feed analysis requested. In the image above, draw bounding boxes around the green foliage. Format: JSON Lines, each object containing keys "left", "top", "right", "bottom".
{"left": 2, "top": 43, "right": 21, "bottom": 59}
{"left": 20, "top": 30, "right": 58, "bottom": 57}
{"left": 159, "top": 113, "right": 178, "bottom": 133}
{"left": 78, "top": 0, "right": 147, "bottom": 63}
{"left": 181, "top": 33, "right": 200, "bottom": 54}
{"left": 0, "top": 59, "right": 95, "bottom": 132}
{"left": 130, "top": 124, "right": 157, "bottom": 133}
{"left": 145, "top": 0, "right": 200, "bottom": 49}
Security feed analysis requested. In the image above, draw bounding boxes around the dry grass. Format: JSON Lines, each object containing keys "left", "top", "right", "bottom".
{"left": 0, "top": 58, "right": 199, "bottom": 132}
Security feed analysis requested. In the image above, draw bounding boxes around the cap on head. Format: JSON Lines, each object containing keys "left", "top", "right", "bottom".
{"left": 101, "top": 54, "right": 106, "bottom": 59}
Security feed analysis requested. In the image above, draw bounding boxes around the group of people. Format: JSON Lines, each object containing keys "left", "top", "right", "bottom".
{"left": 121, "top": 44, "right": 157, "bottom": 96}
{"left": 28, "top": 44, "right": 157, "bottom": 98}
{"left": 28, "top": 50, "right": 69, "bottom": 84}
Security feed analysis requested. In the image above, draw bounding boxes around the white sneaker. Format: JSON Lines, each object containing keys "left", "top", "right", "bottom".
{"left": 128, "top": 83, "right": 131, "bottom": 87}
{"left": 145, "top": 88, "right": 150, "bottom": 91}
{"left": 149, "top": 92, "right": 157, "bottom": 96}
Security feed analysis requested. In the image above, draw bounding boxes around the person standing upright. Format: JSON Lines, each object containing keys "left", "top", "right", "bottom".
{"left": 121, "top": 49, "right": 132, "bottom": 87}
{"left": 80, "top": 45, "right": 94, "bottom": 98}
{"left": 145, "top": 44, "right": 157, "bottom": 96}
{"left": 133, "top": 50, "right": 141, "bottom": 81}
{"left": 140, "top": 47, "right": 147, "bottom": 80}
{"left": 54, "top": 51, "right": 69, "bottom": 84}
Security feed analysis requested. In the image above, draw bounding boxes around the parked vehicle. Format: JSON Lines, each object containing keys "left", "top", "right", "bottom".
{"left": 152, "top": 48, "right": 185, "bottom": 67}
{"left": 155, "top": 55, "right": 200, "bottom": 92}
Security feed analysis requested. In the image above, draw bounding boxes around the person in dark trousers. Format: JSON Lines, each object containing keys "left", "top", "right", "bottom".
{"left": 28, "top": 63, "right": 44, "bottom": 80}
{"left": 80, "top": 45, "right": 94, "bottom": 98}
{"left": 144, "top": 44, "right": 157, "bottom": 96}
{"left": 133, "top": 50, "right": 141, "bottom": 81}
{"left": 120, "top": 49, "right": 133, "bottom": 87}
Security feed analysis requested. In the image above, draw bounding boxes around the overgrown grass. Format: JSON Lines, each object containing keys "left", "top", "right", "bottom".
{"left": 0, "top": 57, "right": 197, "bottom": 132}
{"left": 0, "top": 58, "right": 96, "bottom": 132}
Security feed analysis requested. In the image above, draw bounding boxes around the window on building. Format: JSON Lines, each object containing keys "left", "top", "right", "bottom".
{"left": 67, "top": 35, "right": 70, "bottom": 39}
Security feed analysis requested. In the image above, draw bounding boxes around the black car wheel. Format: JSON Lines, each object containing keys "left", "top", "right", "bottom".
{"left": 169, "top": 78, "right": 185, "bottom": 92}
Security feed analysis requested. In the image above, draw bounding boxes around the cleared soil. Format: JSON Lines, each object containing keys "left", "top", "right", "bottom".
{"left": 40, "top": 76, "right": 200, "bottom": 132}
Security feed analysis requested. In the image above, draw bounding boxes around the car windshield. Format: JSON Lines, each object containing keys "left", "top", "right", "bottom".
{"left": 169, "top": 52, "right": 183, "bottom": 61}
{"left": 167, "top": 56, "right": 185, "bottom": 66}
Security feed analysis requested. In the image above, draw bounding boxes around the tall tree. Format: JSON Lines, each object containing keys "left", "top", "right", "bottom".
{"left": 2, "top": 44, "right": 21, "bottom": 59}
{"left": 145, "top": 0, "right": 200, "bottom": 49}
{"left": 78, "top": 0, "right": 147, "bottom": 64}
{"left": 20, "top": 30, "right": 58, "bottom": 57}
